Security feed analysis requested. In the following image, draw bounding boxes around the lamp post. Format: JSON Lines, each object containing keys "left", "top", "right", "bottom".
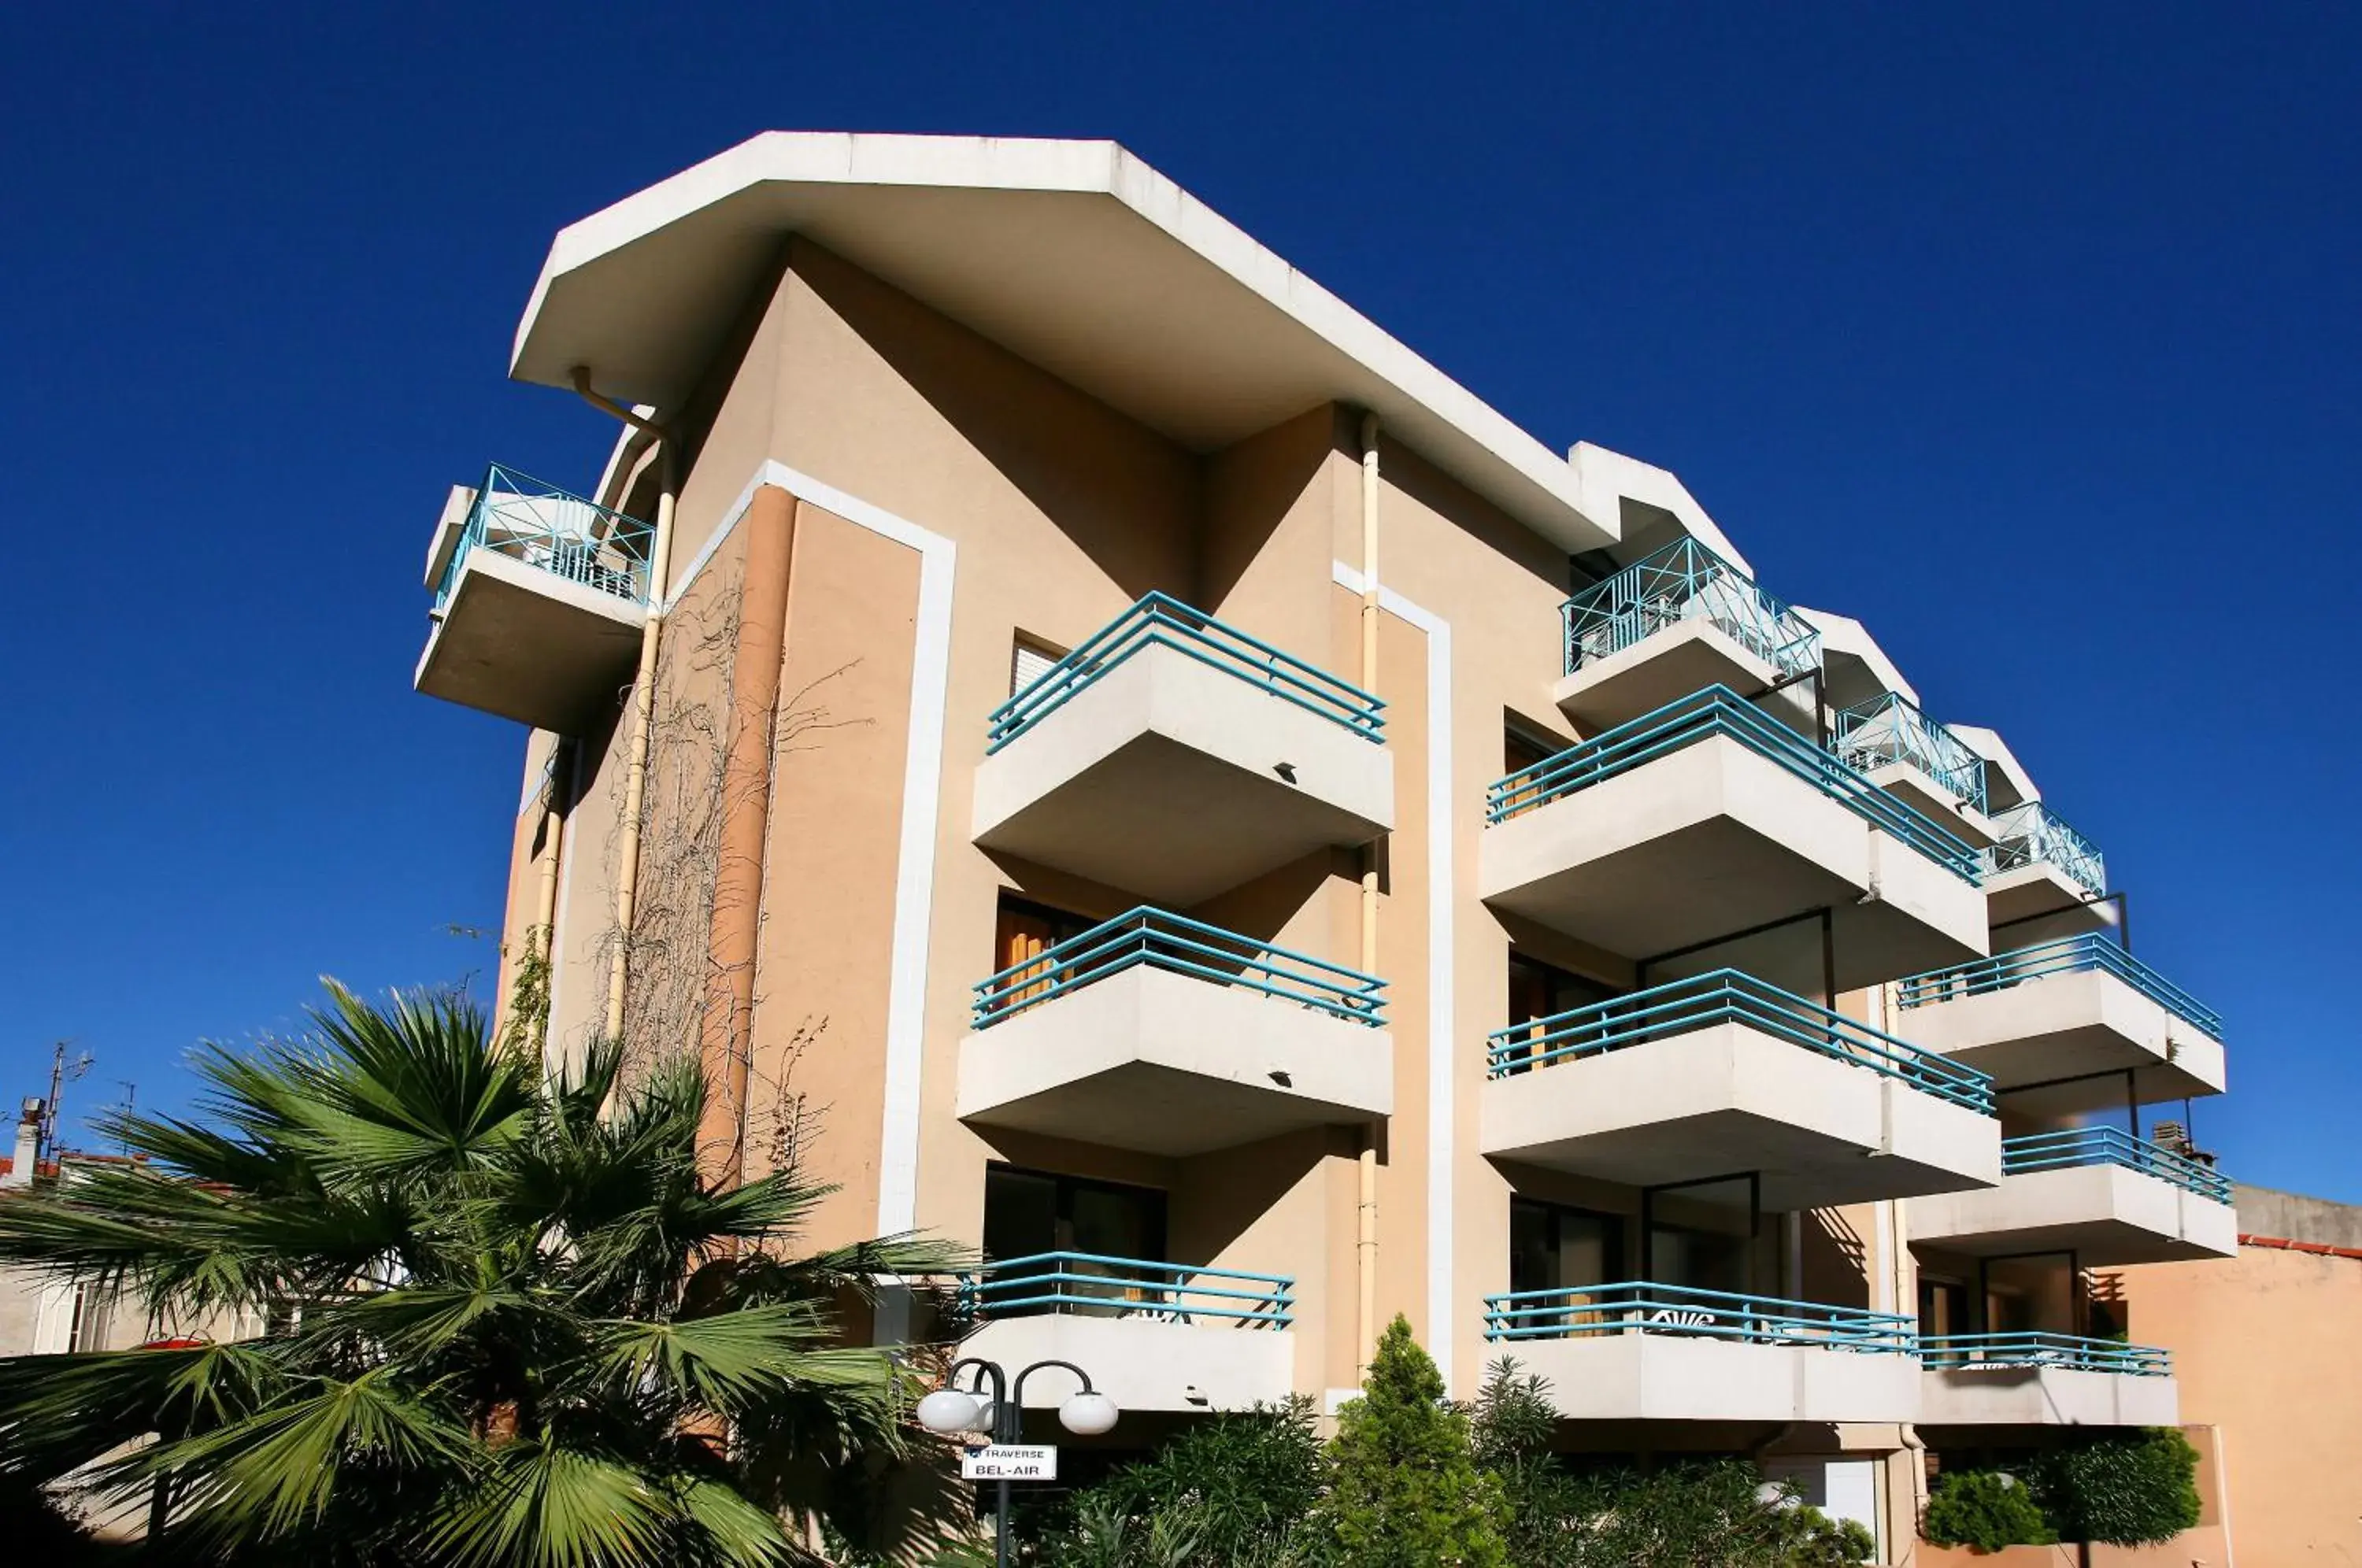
{"left": 916, "top": 1355, "right": 1119, "bottom": 1568}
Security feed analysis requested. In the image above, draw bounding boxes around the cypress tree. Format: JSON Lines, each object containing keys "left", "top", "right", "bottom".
{"left": 1317, "top": 1315, "right": 1509, "bottom": 1567}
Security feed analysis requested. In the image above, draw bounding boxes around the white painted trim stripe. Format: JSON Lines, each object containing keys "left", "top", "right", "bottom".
{"left": 672, "top": 462, "right": 957, "bottom": 1238}
{"left": 1335, "top": 560, "right": 1456, "bottom": 1395}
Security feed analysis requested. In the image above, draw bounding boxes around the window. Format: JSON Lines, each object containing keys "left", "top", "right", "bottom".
{"left": 1010, "top": 632, "right": 1066, "bottom": 697}
{"left": 983, "top": 1166, "right": 1170, "bottom": 1318}
{"left": 988, "top": 895, "right": 1098, "bottom": 1015}
{"left": 1918, "top": 1275, "right": 1968, "bottom": 1337}
{"left": 1498, "top": 952, "right": 1623, "bottom": 1074}
{"left": 65, "top": 1283, "right": 98, "bottom": 1352}
{"left": 1509, "top": 1198, "right": 1626, "bottom": 1296}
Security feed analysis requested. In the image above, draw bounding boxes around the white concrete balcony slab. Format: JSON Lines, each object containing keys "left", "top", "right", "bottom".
{"left": 413, "top": 465, "right": 655, "bottom": 734}
{"left": 1481, "top": 689, "right": 1988, "bottom": 994}
{"left": 1980, "top": 801, "right": 2112, "bottom": 931}
{"left": 1918, "top": 1336, "right": 2179, "bottom": 1427}
{"left": 972, "top": 594, "right": 1391, "bottom": 904}
{"left": 1486, "top": 1285, "right": 1920, "bottom": 1424}
{"left": 1480, "top": 971, "right": 2000, "bottom": 1208}
{"left": 1554, "top": 538, "right": 1822, "bottom": 734}
{"left": 1910, "top": 1130, "right": 2238, "bottom": 1264}
{"left": 960, "top": 1255, "right": 1295, "bottom": 1415}
{"left": 1892, "top": 937, "right": 2227, "bottom": 1115}
{"left": 957, "top": 910, "right": 1391, "bottom": 1157}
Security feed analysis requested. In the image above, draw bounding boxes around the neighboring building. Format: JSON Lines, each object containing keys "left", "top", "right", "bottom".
{"left": 414, "top": 133, "right": 2235, "bottom": 1561}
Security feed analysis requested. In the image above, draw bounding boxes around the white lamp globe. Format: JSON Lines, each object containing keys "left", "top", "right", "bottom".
{"left": 916, "top": 1389, "right": 982, "bottom": 1435}
{"left": 1059, "top": 1392, "right": 1120, "bottom": 1437}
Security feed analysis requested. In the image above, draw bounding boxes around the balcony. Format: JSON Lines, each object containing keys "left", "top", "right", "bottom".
{"left": 1982, "top": 801, "right": 2109, "bottom": 929}
{"left": 1480, "top": 971, "right": 2000, "bottom": 1207}
{"left": 1892, "top": 936, "right": 2226, "bottom": 1115}
{"left": 1555, "top": 539, "right": 1822, "bottom": 734}
{"left": 960, "top": 1253, "right": 1295, "bottom": 1415}
{"left": 1830, "top": 691, "right": 1996, "bottom": 849}
{"left": 957, "top": 908, "right": 1392, "bottom": 1156}
{"left": 1918, "top": 1333, "right": 2178, "bottom": 1427}
{"left": 1910, "top": 1128, "right": 2236, "bottom": 1264}
{"left": 414, "top": 464, "right": 654, "bottom": 732}
{"left": 972, "top": 594, "right": 1392, "bottom": 903}
{"left": 1480, "top": 688, "right": 1988, "bottom": 992}
{"left": 1483, "top": 1283, "right": 1920, "bottom": 1423}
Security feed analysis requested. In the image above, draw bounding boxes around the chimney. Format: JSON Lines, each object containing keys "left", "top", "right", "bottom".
{"left": 2, "top": 1098, "right": 40, "bottom": 1189}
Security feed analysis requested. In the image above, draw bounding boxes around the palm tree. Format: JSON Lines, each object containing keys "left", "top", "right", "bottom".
{"left": 0, "top": 982, "right": 968, "bottom": 1566}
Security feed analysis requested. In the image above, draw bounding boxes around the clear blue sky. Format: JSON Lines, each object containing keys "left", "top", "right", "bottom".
{"left": 4, "top": 6, "right": 2355, "bottom": 1200}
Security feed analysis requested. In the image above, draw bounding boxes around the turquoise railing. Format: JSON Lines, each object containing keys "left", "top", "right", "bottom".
{"left": 1486, "top": 968, "right": 1995, "bottom": 1113}
{"left": 1918, "top": 1332, "right": 2171, "bottom": 1377}
{"left": 961, "top": 1253, "right": 1294, "bottom": 1328}
{"left": 1560, "top": 537, "right": 1820, "bottom": 680}
{"left": 1895, "top": 934, "right": 2220, "bottom": 1041}
{"left": 433, "top": 463, "right": 655, "bottom": 612}
{"left": 970, "top": 907, "right": 1386, "bottom": 1030}
{"left": 1831, "top": 691, "right": 1990, "bottom": 814}
{"left": 2003, "top": 1127, "right": 2231, "bottom": 1204}
{"left": 1983, "top": 801, "right": 2105, "bottom": 897}
{"left": 1484, "top": 1282, "right": 1916, "bottom": 1353}
{"left": 986, "top": 591, "right": 1384, "bottom": 754}
{"left": 1485, "top": 686, "right": 1982, "bottom": 882}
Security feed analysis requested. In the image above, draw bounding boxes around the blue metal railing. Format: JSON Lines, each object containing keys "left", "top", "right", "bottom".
{"left": 1486, "top": 968, "right": 1995, "bottom": 1113}
{"left": 1831, "top": 691, "right": 1990, "bottom": 815}
{"left": 433, "top": 463, "right": 655, "bottom": 612}
{"left": 1484, "top": 686, "right": 1982, "bottom": 882}
{"left": 970, "top": 907, "right": 1387, "bottom": 1030}
{"left": 961, "top": 1253, "right": 1294, "bottom": 1328}
{"left": 1918, "top": 1332, "right": 2171, "bottom": 1377}
{"left": 1895, "top": 934, "right": 2221, "bottom": 1041}
{"left": 986, "top": 591, "right": 1384, "bottom": 754}
{"left": 1560, "top": 537, "right": 1820, "bottom": 680}
{"left": 1484, "top": 1281, "right": 1916, "bottom": 1353}
{"left": 2002, "top": 1127, "right": 2232, "bottom": 1204}
{"left": 1983, "top": 801, "right": 2105, "bottom": 897}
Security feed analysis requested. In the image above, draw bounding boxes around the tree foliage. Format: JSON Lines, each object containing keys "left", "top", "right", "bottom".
{"left": 2037, "top": 1428, "right": 2203, "bottom": 1547}
{"left": 1312, "top": 1317, "right": 1508, "bottom": 1568}
{"left": 1923, "top": 1469, "right": 2057, "bottom": 1551}
{"left": 0, "top": 983, "right": 968, "bottom": 1568}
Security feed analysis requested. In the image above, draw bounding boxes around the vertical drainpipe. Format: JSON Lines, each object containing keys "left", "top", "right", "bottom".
{"left": 571, "top": 369, "right": 679, "bottom": 1047}
{"left": 1357, "top": 410, "right": 1383, "bottom": 1381}
{"left": 1874, "top": 978, "right": 1928, "bottom": 1562}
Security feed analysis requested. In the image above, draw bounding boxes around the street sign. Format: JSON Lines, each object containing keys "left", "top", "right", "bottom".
{"left": 961, "top": 1444, "right": 1059, "bottom": 1481}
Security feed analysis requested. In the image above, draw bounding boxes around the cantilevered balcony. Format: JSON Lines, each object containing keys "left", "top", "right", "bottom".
{"left": 1555, "top": 539, "right": 1822, "bottom": 734}
{"left": 957, "top": 908, "right": 1392, "bottom": 1156}
{"left": 1831, "top": 691, "right": 1996, "bottom": 849}
{"left": 1893, "top": 936, "right": 2226, "bottom": 1115}
{"left": 972, "top": 594, "right": 1393, "bottom": 903}
{"left": 415, "top": 464, "right": 654, "bottom": 732}
{"left": 1910, "top": 1128, "right": 2236, "bottom": 1264}
{"left": 1480, "top": 971, "right": 2000, "bottom": 1207}
{"left": 1480, "top": 688, "right": 1988, "bottom": 991}
{"left": 1483, "top": 1283, "right": 1920, "bottom": 1423}
{"left": 1982, "top": 801, "right": 2109, "bottom": 929}
{"left": 1918, "top": 1333, "right": 2177, "bottom": 1427}
{"left": 960, "top": 1254, "right": 1294, "bottom": 1414}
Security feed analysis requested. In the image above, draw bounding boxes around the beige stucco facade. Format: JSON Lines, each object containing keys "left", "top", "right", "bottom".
{"left": 414, "top": 133, "right": 2249, "bottom": 1563}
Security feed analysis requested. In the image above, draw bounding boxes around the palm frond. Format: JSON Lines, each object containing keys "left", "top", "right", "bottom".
{"left": 425, "top": 1441, "right": 681, "bottom": 1568}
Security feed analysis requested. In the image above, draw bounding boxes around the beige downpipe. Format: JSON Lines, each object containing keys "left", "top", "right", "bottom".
{"left": 1357, "top": 410, "right": 1383, "bottom": 1381}
{"left": 570, "top": 369, "right": 679, "bottom": 1045}
{"left": 525, "top": 741, "right": 570, "bottom": 1060}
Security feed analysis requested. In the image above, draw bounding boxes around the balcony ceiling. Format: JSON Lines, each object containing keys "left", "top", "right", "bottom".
{"left": 510, "top": 132, "right": 1619, "bottom": 554}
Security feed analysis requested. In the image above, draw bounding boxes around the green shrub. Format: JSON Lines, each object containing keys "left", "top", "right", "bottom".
{"left": 1923, "top": 1469, "right": 2056, "bottom": 1551}
{"left": 2038, "top": 1429, "right": 2203, "bottom": 1546}
{"left": 1316, "top": 1316, "right": 1509, "bottom": 1567}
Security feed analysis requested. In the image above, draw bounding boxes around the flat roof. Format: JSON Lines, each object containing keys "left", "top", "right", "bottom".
{"left": 513, "top": 132, "right": 1619, "bottom": 554}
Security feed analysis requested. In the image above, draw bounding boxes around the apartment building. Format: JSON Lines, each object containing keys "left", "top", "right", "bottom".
{"left": 415, "top": 133, "right": 2234, "bottom": 1558}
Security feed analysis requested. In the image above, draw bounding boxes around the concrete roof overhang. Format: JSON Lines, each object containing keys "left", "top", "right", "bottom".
{"left": 512, "top": 132, "right": 1619, "bottom": 555}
